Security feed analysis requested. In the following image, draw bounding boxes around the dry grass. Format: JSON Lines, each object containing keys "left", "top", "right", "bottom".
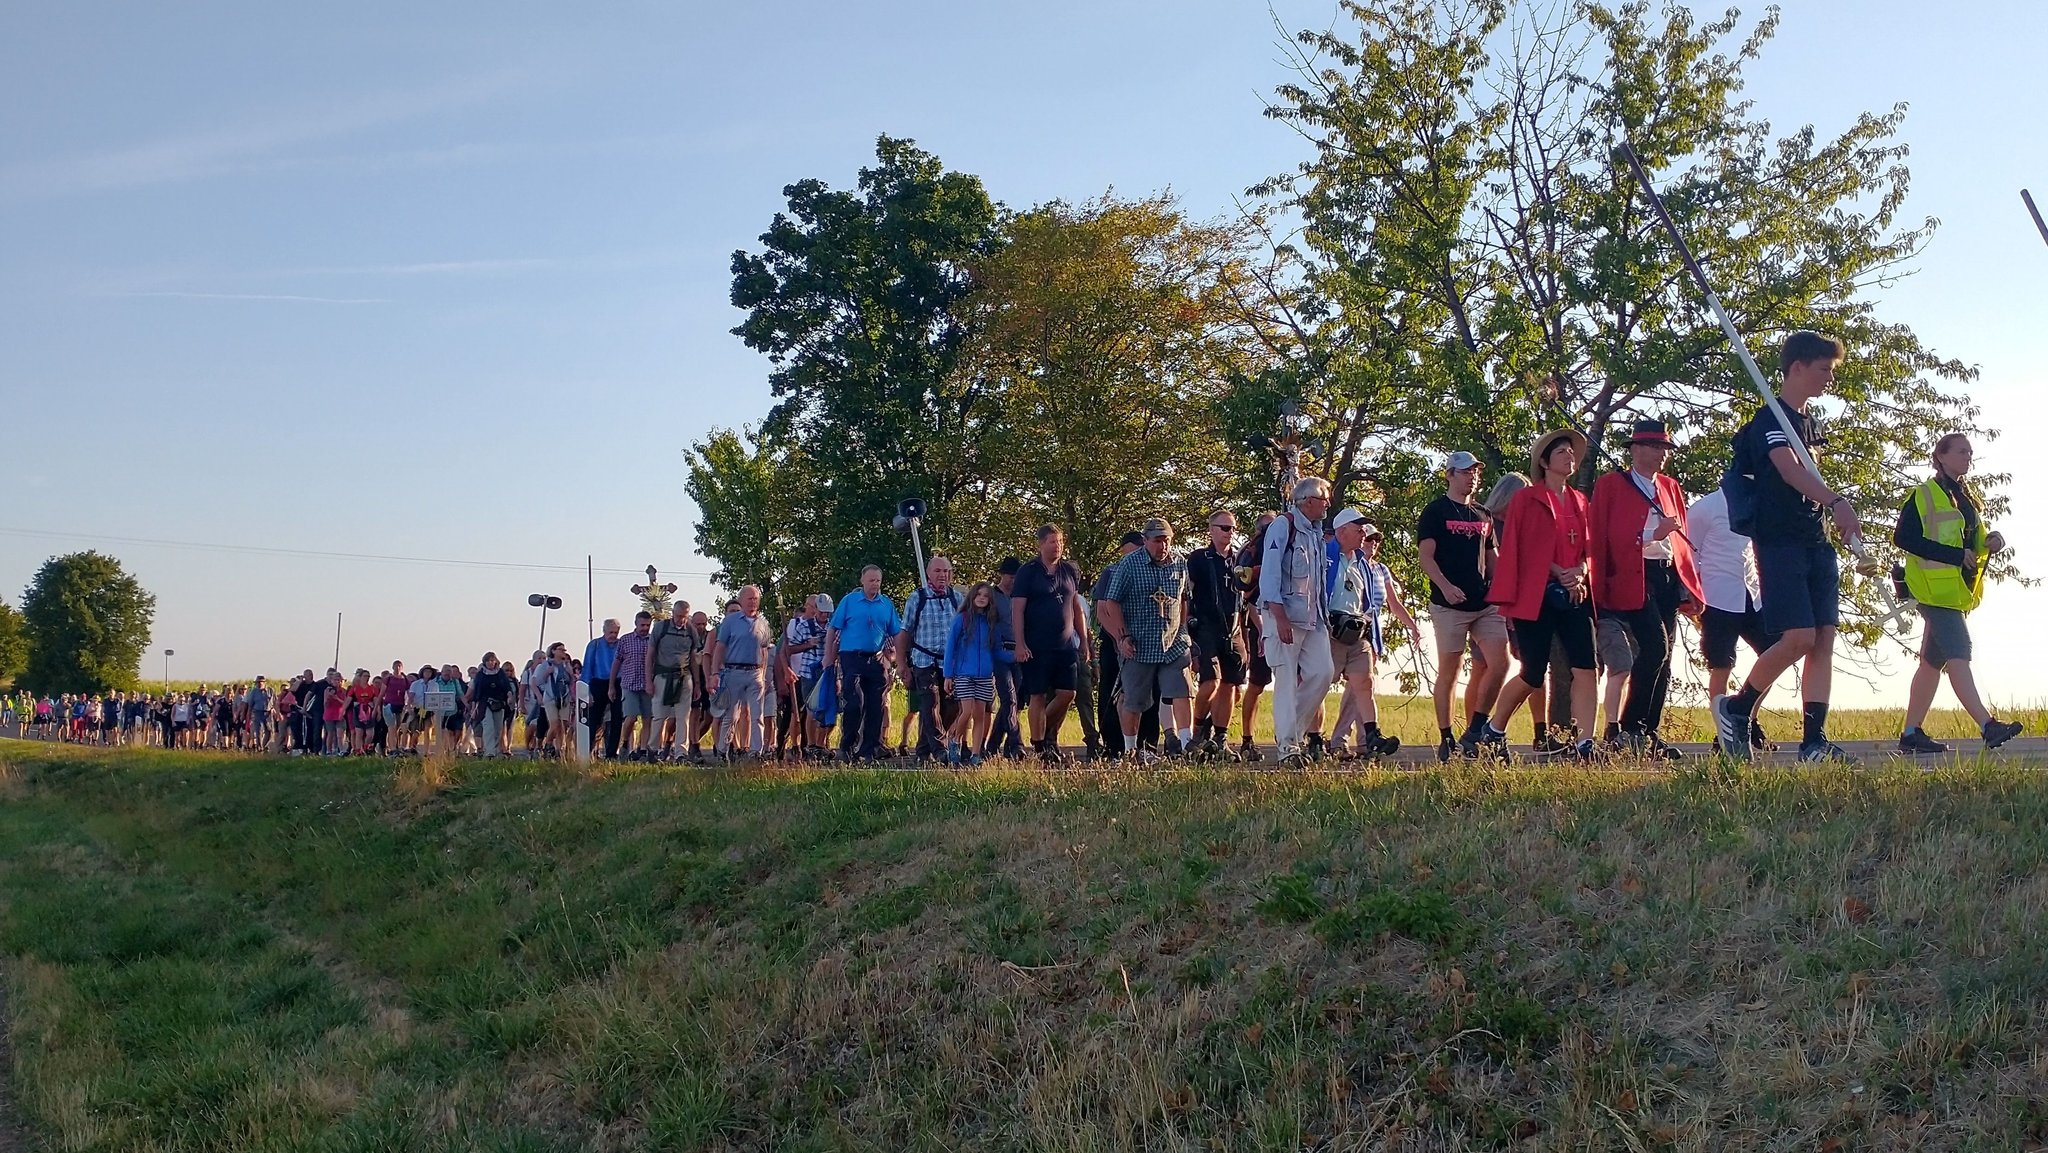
{"left": 0, "top": 744, "right": 2046, "bottom": 1150}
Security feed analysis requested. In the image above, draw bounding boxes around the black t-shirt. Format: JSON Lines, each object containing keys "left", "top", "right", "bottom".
{"left": 1416, "top": 496, "right": 1494, "bottom": 609}
{"left": 1736, "top": 399, "right": 1825, "bottom": 546}
{"left": 298, "top": 680, "right": 327, "bottom": 715}
{"left": 1187, "top": 546, "right": 1240, "bottom": 636}
{"left": 1012, "top": 559, "right": 1081, "bottom": 651}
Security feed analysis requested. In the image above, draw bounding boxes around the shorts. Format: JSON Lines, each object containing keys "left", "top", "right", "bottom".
{"left": 1244, "top": 613, "right": 1274, "bottom": 688}
{"left": 1119, "top": 657, "right": 1192, "bottom": 712}
{"left": 1595, "top": 616, "right": 1638, "bottom": 673}
{"left": 1191, "top": 626, "right": 1248, "bottom": 686}
{"left": 442, "top": 712, "right": 464, "bottom": 733}
{"left": 1330, "top": 635, "right": 1376, "bottom": 681}
{"left": 651, "top": 673, "right": 691, "bottom": 720}
{"left": 1431, "top": 603, "right": 1508, "bottom": 655}
{"left": 1919, "top": 605, "right": 1972, "bottom": 666}
{"left": 1700, "top": 605, "right": 1778, "bottom": 669}
{"left": 1508, "top": 599, "right": 1595, "bottom": 687}
{"left": 950, "top": 675, "right": 995, "bottom": 704}
{"left": 1021, "top": 647, "right": 1078, "bottom": 697}
{"left": 1755, "top": 543, "right": 1840, "bottom": 634}
{"left": 542, "top": 699, "right": 573, "bottom": 733}
{"left": 618, "top": 688, "right": 653, "bottom": 719}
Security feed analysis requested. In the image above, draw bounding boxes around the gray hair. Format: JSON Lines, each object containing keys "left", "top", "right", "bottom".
{"left": 602, "top": 617, "right": 621, "bottom": 631}
{"left": 1290, "top": 476, "right": 1331, "bottom": 504}
{"left": 1479, "top": 473, "right": 1529, "bottom": 518}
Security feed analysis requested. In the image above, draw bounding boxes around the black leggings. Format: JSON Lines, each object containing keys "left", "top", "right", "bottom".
{"left": 1511, "top": 597, "right": 1595, "bottom": 687}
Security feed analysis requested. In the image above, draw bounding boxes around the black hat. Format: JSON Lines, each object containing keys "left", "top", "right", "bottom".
{"left": 1119, "top": 530, "right": 1145, "bottom": 548}
{"left": 997, "top": 556, "right": 1022, "bottom": 576}
{"left": 1625, "top": 419, "right": 1676, "bottom": 449}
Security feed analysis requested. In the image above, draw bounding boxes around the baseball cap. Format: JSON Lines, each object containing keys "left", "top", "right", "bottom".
{"left": 812, "top": 593, "right": 834, "bottom": 612}
{"left": 1331, "top": 508, "right": 1367, "bottom": 530}
{"left": 1446, "top": 450, "right": 1480, "bottom": 471}
{"left": 997, "top": 556, "right": 1023, "bottom": 576}
{"left": 1359, "top": 522, "right": 1383, "bottom": 540}
{"left": 1141, "top": 517, "right": 1172, "bottom": 540}
{"left": 1119, "top": 530, "right": 1145, "bottom": 548}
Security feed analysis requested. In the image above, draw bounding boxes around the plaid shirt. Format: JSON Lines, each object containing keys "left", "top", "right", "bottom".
{"left": 1101, "top": 548, "right": 1191, "bottom": 664}
{"left": 784, "top": 616, "right": 827, "bottom": 679}
{"left": 902, "top": 586, "right": 964, "bottom": 669}
{"left": 614, "top": 630, "right": 651, "bottom": 692}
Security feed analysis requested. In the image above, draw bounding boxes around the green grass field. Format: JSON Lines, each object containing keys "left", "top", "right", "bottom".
{"left": 1, "top": 741, "right": 2045, "bottom": 1151}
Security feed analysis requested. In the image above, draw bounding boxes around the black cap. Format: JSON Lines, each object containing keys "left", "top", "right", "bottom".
{"left": 997, "top": 556, "right": 1022, "bottom": 575}
{"left": 1119, "top": 530, "right": 1145, "bottom": 548}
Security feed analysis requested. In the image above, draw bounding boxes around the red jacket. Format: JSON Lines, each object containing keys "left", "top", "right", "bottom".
{"left": 1588, "top": 470, "right": 1705, "bottom": 612}
{"left": 1489, "top": 484, "right": 1592, "bottom": 621}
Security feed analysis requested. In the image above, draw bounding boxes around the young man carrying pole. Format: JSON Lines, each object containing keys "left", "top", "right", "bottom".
{"left": 1711, "top": 332, "right": 1861, "bottom": 762}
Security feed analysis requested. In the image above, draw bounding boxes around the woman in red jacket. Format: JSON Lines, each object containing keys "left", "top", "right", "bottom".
{"left": 1472, "top": 428, "right": 1597, "bottom": 759}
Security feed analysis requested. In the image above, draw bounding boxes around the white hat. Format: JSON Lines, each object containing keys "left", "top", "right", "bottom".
{"left": 1331, "top": 508, "right": 1367, "bottom": 530}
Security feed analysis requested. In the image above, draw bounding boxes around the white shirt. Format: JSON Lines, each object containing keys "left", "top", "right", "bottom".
{"left": 1687, "top": 489, "right": 1758, "bottom": 613}
{"left": 1631, "top": 471, "right": 1674, "bottom": 562}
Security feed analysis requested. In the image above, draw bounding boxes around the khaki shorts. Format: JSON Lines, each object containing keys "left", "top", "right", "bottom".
{"left": 1432, "top": 604, "right": 1507, "bottom": 655}
{"left": 1330, "top": 635, "right": 1376, "bottom": 681}
{"left": 650, "top": 673, "right": 692, "bottom": 720}
{"left": 1596, "top": 616, "right": 1638, "bottom": 673}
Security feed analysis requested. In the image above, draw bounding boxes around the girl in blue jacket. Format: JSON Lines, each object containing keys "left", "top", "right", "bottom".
{"left": 943, "top": 582, "right": 1005, "bottom": 765}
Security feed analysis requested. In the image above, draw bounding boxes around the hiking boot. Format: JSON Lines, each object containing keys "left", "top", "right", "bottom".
{"left": 1644, "top": 733, "right": 1684, "bottom": 761}
{"left": 1797, "top": 739, "right": 1855, "bottom": 764}
{"left": 1574, "top": 738, "right": 1598, "bottom": 762}
{"left": 1368, "top": 733, "right": 1401, "bottom": 758}
{"left": 1239, "top": 737, "right": 1264, "bottom": 763}
{"left": 1711, "top": 695, "right": 1754, "bottom": 761}
{"left": 1982, "top": 718, "right": 2024, "bottom": 750}
{"left": 1304, "top": 732, "right": 1327, "bottom": 762}
{"left": 1897, "top": 729, "right": 1950, "bottom": 756}
{"left": 1437, "top": 734, "right": 1456, "bottom": 764}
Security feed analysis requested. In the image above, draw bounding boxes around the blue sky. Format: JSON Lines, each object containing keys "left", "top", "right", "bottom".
{"left": 3, "top": 1, "right": 2044, "bottom": 709}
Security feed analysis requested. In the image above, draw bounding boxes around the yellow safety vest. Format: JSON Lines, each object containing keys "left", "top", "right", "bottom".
{"left": 1901, "top": 478, "right": 1987, "bottom": 612}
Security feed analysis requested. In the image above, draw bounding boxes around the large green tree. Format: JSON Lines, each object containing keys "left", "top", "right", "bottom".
{"left": 1259, "top": 0, "right": 1998, "bottom": 646}
{"left": 20, "top": 551, "right": 155, "bottom": 694}
{"left": 0, "top": 598, "right": 26, "bottom": 687}
{"left": 713, "top": 135, "right": 1001, "bottom": 602}
{"left": 945, "top": 195, "right": 1275, "bottom": 579}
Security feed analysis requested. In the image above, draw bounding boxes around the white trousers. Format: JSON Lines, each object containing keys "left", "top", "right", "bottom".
{"left": 1264, "top": 608, "right": 1336, "bottom": 753}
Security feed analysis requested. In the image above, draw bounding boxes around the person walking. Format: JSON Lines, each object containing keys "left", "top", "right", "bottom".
{"left": 1589, "top": 420, "right": 1705, "bottom": 757}
{"left": 1894, "top": 433, "right": 2024, "bottom": 753}
{"left": 1260, "top": 477, "right": 1336, "bottom": 765}
{"left": 581, "top": 619, "right": 622, "bottom": 759}
{"left": 1325, "top": 514, "right": 1416, "bottom": 758}
{"left": 1420, "top": 452, "right": 1509, "bottom": 762}
{"left": 708, "top": 585, "right": 775, "bottom": 761}
{"left": 1711, "top": 331, "right": 1863, "bottom": 763}
{"left": 825, "top": 566, "right": 902, "bottom": 761}
{"left": 1187, "top": 509, "right": 1248, "bottom": 757}
{"left": 897, "top": 555, "right": 965, "bottom": 761}
{"left": 1469, "top": 429, "right": 1598, "bottom": 760}
{"left": 647, "top": 600, "right": 700, "bottom": 761}
{"left": 1011, "top": 526, "right": 1090, "bottom": 763}
{"left": 1687, "top": 485, "right": 1779, "bottom": 751}
{"left": 942, "top": 582, "right": 1005, "bottom": 766}
{"left": 1097, "top": 517, "right": 1196, "bottom": 764}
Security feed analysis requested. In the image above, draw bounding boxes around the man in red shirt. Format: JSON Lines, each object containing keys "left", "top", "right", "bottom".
{"left": 1589, "top": 420, "right": 1704, "bottom": 757}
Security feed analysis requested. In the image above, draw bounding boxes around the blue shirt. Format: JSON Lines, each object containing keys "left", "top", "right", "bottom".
{"left": 828, "top": 590, "right": 902, "bottom": 654}
{"left": 581, "top": 637, "right": 617, "bottom": 683}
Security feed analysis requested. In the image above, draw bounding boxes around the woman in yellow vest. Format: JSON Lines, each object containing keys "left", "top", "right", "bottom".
{"left": 1892, "top": 433, "right": 2023, "bottom": 753}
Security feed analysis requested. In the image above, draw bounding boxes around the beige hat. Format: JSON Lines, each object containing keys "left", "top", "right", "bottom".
{"left": 1529, "top": 427, "right": 1588, "bottom": 478}
{"left": 1141, "top": 516, "right": 1172, "bottom": 540}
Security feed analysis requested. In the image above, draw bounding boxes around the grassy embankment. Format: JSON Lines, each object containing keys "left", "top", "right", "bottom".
{"left": 0, "top": 741, "right": 2045, "bottom": 1151}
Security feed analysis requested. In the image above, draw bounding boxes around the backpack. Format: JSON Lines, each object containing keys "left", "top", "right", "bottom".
{"left": 1720, "top": 401, "right": 1782, "bottom": 539}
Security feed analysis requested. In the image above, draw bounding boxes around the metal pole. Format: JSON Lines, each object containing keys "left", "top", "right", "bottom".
{"left": 1615, "top": 141, "right": 1869, "bottom": 565}
{"left": 537, "top": 605, "right": 548, "bottom": 652}
{"left": 2025, "top": 189, "right": 2048, "bottom": 249}
{"left": 333, "top": 613, "right": 342, "bottom": 670}
{"left": 908, "top": 519, "right": 928, "bottom": 585}
{"left": 587, "top": 556, "right": 594, "bottom": 641}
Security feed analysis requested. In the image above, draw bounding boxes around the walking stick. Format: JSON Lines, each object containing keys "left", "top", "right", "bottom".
{"left": 1614, "top": 141, "right": 1874, "bottom": 573}
{"left": 2025, "top": 190, "right": 2048, "bottom": 249}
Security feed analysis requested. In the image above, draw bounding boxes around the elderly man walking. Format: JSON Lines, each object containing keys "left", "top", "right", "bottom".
{"left": 708, "top": 585, "right": 774, "bottom": 761}
{"left": 1261, "top": 477, "right": 1336, "bottom": 765}
{"left": 826, "top": 565, "right": 903, "bottom": 761}
{"left": 1096, "top": 517, "right": 1195, "bottom": 764}
{"left": 897, "top": 555, "right": 965, "bottom": 760}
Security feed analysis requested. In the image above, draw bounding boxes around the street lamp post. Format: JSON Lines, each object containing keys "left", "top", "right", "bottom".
{"left": 163, "top": 648, "right": 174, "bottom": 692}
{"left": 527, "top": 595, "right": 563, "bottom": 650}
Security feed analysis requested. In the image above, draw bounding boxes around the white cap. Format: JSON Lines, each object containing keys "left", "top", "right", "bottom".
{"left": 1331, "top": 508, "right": 1367, "bottom": 530}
